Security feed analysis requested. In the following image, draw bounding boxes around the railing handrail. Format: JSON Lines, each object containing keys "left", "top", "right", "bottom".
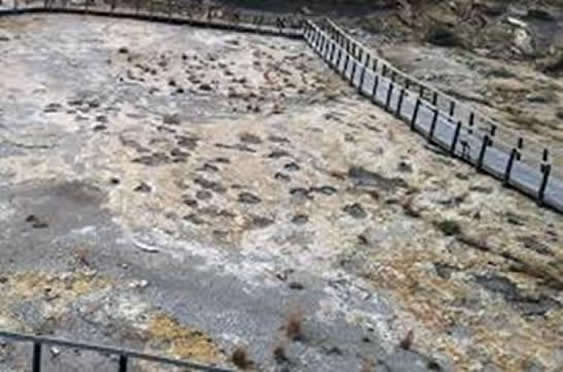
{"left": 303, "top": 18, "right": 562, "bottom": 212}
{"left": 323, "top": 18, "right": 563, "bottom": 159}
{"left": 0, "top": 330, "right": 233, "bottom": 371}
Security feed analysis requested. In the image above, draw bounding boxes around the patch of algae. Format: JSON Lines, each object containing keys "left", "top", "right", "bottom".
{"left": 0, "top": 271, "right": 111, "bottom": 334}
{"left": 363, "top": 244, "right": 563, "bottom": 371}
{"left": 148, "top": 313, "right": 223, "bottom": 364}
{"left": 4, "top": 271, "right": 110, "bottom": 300}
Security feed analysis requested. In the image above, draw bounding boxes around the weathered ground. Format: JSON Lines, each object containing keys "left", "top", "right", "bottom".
{"left": 0, "top": 13, "right": 562, "bottom": 372}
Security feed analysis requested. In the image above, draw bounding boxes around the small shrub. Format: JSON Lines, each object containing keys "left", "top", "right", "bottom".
{"left": 273, "top": 344, "right": 289, "bottom": 364}
{"left": 426, "top": 25, "right": 462, "bottom": 47}
{"left": 285, "top": 311, "right": 303, "bottom": 342}
{"left": 231, "top": 346, "right": 252, "bottom": 370}
{"left": 399, "top": 329, "right": 414, "bottom": 350}
{"left": 435, "top": 219, "right": 461, "bottom": 236}
{"left": 75, "top": 247, "right": 90, "bottom": 267}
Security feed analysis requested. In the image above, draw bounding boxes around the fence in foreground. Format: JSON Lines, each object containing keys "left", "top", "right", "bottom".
{"left": 0, "top": 331, "right": 233, "bottom": 371}
{"left": 303, "top": 19, "right": 563, "bottom": 213}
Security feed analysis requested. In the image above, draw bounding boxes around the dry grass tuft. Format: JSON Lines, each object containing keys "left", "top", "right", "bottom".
{"left": 273, "top": 343, "right": 289, "bottom": 364}
{"left": 399, "top": 329, "right": 414, "bottom": 350}
{"left": 285, "top": 310, "right": 304, "bottom": 342}
{"left": 231, "top": 346, "right": 253, "bottom": 370}
{"left": 74, "top": 247, "right": 90, "bottom": 267}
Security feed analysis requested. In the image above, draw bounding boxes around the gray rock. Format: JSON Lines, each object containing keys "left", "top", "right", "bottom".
{"left": 133, "top": 182, "right": 151, "bottom": 193}
{"left": 163, "top": 113, "right": 181, "bottom": 125}
{"left": 274, "top": 172, "right": 291, "bottom": 182}
{"left": 199, "top": 83, "right": 213, "bottom": 91}
{"left": 382, "top": 349, "right": 443, "bottom": 372}
{"left": 239, "top": 133, "right": 263, "bottom": 145}
{"left": 343, "top": 203, "right": 367, "bottom": 219}
{"left": 291, "top": 214, "right": 308, "bottom": 225}
{"left": 526, "top": 94, "right": 549, "bottom": 103}
{"left": 238, "top": 192, "right": 261, "bottom": 204}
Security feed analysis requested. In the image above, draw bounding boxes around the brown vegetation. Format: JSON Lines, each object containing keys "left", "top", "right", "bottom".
{"left": 231, "top": 346, "right": 253, "bottom": 370}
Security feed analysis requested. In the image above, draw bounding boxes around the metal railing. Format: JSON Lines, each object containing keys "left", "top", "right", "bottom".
{"left": 0, "top": 4, "right": 559, "bottom": 371}
{"left": 0, "top": 0, "right": 558, "bottom": 206}
{"left": 319, "top": 19, "right": 563, "bottom": 180}
{"left": 303, "top": 19, "right": 563, "bottom": 213}
{"left": 0, "top": 331, "right": 233, "bottom": 372}
{"left": 1, "top": 0, "right": 305, "bottom": 38}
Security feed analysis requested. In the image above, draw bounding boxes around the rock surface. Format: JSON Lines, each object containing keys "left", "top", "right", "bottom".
{"left": 0, "top": 12, "right": 561, "bottom": 372}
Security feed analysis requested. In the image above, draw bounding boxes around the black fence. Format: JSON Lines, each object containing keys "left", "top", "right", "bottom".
{"left": 321, "top": 19, "right": 563, "bottom": 178}
{"left": 0, "top": 331, "right": 233, "bottom": 372}
{"left": 1, "top": 0, "right": 305, "bottom": 38}
{"left": 303, "top": 19, "right": 563, "bottom": 213}
{"left": 0, "top": 4, "right": 560, "bottom": 371}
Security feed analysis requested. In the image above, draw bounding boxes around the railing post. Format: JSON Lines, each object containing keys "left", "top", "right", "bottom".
{"left": 373, "top": 59, "right": 378, "bottom": 74}
{"left": 449, "top": 100, "right": 456, "bottom": 116}
{"left": 358, "top": 58, "right": 368, "bottom": 94}
{"left": 419, "top": 85, "right": 424, "bottom": 98}
{"left": 385, "top": 82, "right": 394, "bottom": 111}
{"left": 411, "top": 98, "right": 420, "bottom": 131}
{"left": 32, "top": 342, "right": 42, "bottom": 372}
{"left": 350, "top": 60, "right": 357, "bottom": 86}
{"left": 313, "top": 30, "right": 319, "bottom": 48}
{"left": 432, "top": 91, "right": 438, "bottom": 106}
{"left": 516, "top": 137, "right": 523, "bottom": 160}
{"left": 450, "top": 120, "right": 461, "bottom": 155}
{"left": 330, "top": 41, "right": 336, "bottom": 65}
{"left": 538, "top": 164, "right": 551, "bottom": 206}
{"left": 372, "top": 75, "right": 379, "bottom": 103}
{"left": 542, "top": 148, "right": 549, "bottom": 163}
{"left": 428, "top": 108, "right": 438, "bottom": 141}
{"left": 382, "top": 64, "right": 387, "bottom": 77}
{"left": 489, "top": 124, "right": 496, "bottom": 146}
{"left": 119, "top": 355, "right": 128, "bottom": 372}
{"left": 468, "top": 112, "right": 474, "bottom": 134}
{"left": 503, "top": 148, "right": 517, "bottom": 186}
{"left": 336, "top": 45, "right": 342, "bottom": 72}
{"left": 477, "top": 135, "right": 490, "bottom": 171}
{"left": 343, "top": 53, "right": 349, "bottom": 77}
{"left": 405, "top": 79, "right": 410, "bottom": 90}
{"left": 396, "top": 88, "right": 405, "bottom": 117}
